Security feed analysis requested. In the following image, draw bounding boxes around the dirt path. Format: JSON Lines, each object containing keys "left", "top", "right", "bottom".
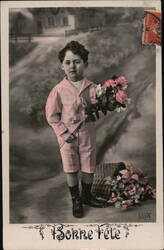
{"left": 9, "top": 37, "right": 61, "bottom": 83}
{"left": 11, "top": 171, "right": 156, "bottom": 223}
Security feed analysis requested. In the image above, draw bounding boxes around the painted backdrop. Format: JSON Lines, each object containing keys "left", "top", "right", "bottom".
{"left": 9, "top": 7, "right": 156, "bottom": 223}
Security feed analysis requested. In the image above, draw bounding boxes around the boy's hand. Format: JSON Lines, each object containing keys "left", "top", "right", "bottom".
{"left": 85, "top": 103, "right": 99, "bottom": 122}
{"left": 61, "top": 132, "right": 75, "bottom": 143}
{"left": 85, "top": 113, "right": 97, "bottom": 122}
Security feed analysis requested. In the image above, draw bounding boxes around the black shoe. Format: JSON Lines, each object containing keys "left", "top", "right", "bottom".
{"left": 68, "top": 185, "right": 83, "bottom": 218}
{"left": 83, "top": 195, "right": 108, "bottom": 208}
{"left": 82, "top": 182, "right": 108, "bottom": 208}
{"left": 72, "top": 197, "right": 83, "bottom": 218}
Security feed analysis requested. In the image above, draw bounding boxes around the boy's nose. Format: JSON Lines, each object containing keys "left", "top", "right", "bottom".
{"left": 70, "top": 61, "right": 75, "bottom": 68}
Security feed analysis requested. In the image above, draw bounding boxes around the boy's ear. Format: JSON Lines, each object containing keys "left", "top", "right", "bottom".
{"left": 61, "top": 64, "right": 64, "bottom": 71}
{"left": 85, "top": 62, "right": 88, "bottom": 67}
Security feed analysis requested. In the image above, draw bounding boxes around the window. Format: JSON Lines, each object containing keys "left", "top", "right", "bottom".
{"left": 48, "top": 16, "right": 54, "bottom": 27}
{"left": 63, "top": 16, "right": 68, "bottom": 26}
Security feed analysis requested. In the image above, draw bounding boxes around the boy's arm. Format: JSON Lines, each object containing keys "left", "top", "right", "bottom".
{"left": 45, "top": 87, "right": 68, "bottom": 137}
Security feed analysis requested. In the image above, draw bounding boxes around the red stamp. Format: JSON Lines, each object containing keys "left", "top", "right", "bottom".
{"left": 142, "top": 10, "right": 161, "bottom": 45}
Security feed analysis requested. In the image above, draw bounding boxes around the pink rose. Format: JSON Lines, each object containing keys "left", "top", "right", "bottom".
{"left": 125, "top": 184, "right": 136, "bottom": 195}
{"left": 128, "top": 189, "right": 136, "bottom": 195}
{"left": 134, "top": 167, "right": 143, "bottom": 175}
{"left": 107, "top": 199, "right": 115, "bottom": 204}
{"left": 125, "top": 184, "right": 133, "bottom": 191}
{"left": 107, "top": 197, "right": 117, "bottom": 203}
{"left": 126, "top": 164, "right": 134, "bottom": 174}
{"left": 152, "top": 189, "right": 156, "bottom": 199}
{"left": 125, "top": 199, "right": 133, "bottom": 206}
{"left": 131, "top": 174, "right": 139, "bottom": 181}
{"left": 132, "top": 166, "right": 145, "bottom": 176}
{"left": 116, "top": 196, "right": 123, "bottom": 201}
{"left": 102, "top": 80, "right": 116, "bottom": 88}
{"left": 127, "top": 165, "right": 147, "bottom": 179}
{"left": 121, "top": 204, "right": 128, "bottom": 210}
{"left": 116, "top": 90, "right": 128, "bottom": 104}
{"left": 115, "top": 76, "right": 128, "bottom": 89}
{"left": 122, "top": 171, "right": 130, "bottom": 179}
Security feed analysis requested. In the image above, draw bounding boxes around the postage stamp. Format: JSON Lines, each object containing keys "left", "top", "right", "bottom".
{"left": 142, "top": 10, "right": 161, "bottom": 45}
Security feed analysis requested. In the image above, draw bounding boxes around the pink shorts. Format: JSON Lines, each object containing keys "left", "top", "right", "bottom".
{"left": 59, "top": 122, "right": 96, "bottom": 173}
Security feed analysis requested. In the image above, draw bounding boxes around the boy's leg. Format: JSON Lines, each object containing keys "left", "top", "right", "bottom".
{"left": 81, "top": 172, "right": 94, "bottom": 184}
{"left": 66, "top": 172, "right": 83, "bottom": 218}
{"left": 81, "top": 172, "right": 107, "bottom": 208}
{"left": 66, "top": 172, "right": 79, "bottom": 187}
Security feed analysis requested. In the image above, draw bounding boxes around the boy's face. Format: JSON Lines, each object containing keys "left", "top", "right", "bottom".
{"left": 61, "top": 50, "right": 87, "bottom": 82}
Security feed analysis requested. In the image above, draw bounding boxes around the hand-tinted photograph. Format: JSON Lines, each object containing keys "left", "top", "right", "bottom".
{"left": 9, "top": 7, "right": 158, "bottom": 224}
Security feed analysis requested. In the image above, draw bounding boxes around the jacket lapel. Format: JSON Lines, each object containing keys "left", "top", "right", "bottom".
{"left": 60, "top": 77, "right": 78, "bottom": 93}
{"left": 78, "top": 78, "right": 92, "bottom": 96}
{"left": 60, "top": 77, "right": 92, "bottom": 95}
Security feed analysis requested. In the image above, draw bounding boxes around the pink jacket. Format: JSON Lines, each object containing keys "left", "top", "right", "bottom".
{"left": 45, "top": 77, "right": 97, "bottom": 144}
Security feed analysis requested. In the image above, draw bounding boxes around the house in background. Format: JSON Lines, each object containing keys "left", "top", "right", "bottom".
{"left": 33, "top": 8, "right": 75, "bottom": 36}
{"left": 9, "top": 7, "right": 108, "bottom": 38}
{"left": 9, "top": 9, "right": 35, "bottom": 35}
{"left": 32, "top": 8, "right": 107, "bottom": 36}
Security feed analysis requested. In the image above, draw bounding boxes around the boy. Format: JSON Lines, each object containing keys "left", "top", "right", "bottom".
{"left": 45, "top": 41, "right": 105, "bottom": 218}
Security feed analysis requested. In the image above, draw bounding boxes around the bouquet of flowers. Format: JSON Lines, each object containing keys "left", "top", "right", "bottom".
{"left": 104, "top": 163, "right": 156, "bottom": 210}
{"left": 85, "top": 75, "right": 130, "bottom": 120}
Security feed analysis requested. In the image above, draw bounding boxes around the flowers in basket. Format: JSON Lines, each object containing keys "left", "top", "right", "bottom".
{"left": 104, "top": 163, "right": 156, "bottom": 210}
{"left": 85, "top": 75, "right": 130, "bottom": 120}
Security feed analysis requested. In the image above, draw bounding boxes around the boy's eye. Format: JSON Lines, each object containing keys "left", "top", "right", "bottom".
{"left": 65, "top": 61, "right": 70, "bottom": 65}
{"left": 75, "top": 60, "right": 81, "bottom": 64}
{"left": 64, "top": 60, "right": 81, "bottom": 65}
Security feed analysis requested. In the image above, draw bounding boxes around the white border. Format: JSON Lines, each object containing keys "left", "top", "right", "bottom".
{"left": 1, "top": 1, "right": 163, "bottom": 249}
{"left": 1, "top": 0, "right": 162, "bottom": 8}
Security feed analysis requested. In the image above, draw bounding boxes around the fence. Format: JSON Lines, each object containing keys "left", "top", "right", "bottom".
{"left": 65, "top": 26, "right": 104, "bottom": 37}
{"left": 10, "top": 33, "right": 32, "bottom": 42}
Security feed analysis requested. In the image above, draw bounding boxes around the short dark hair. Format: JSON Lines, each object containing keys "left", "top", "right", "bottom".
{"left": 58, "top": 40, "right": 89, "bottom": 63}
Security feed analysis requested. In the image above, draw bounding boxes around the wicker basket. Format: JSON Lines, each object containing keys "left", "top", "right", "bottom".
{"left": 91, "top": 162, "right": 125, "bottom": 199}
